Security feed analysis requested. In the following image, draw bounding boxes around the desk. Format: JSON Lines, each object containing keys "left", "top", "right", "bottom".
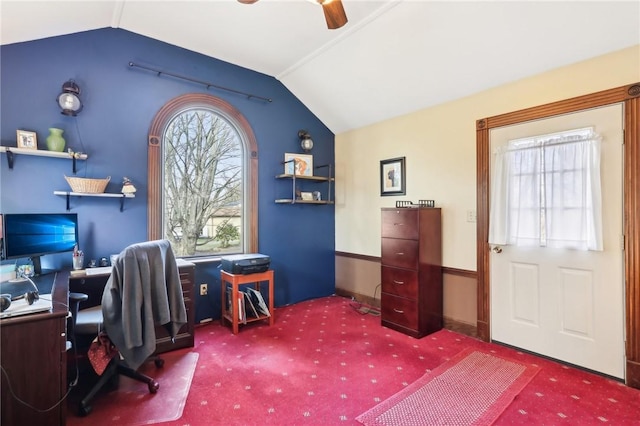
{"left": 68, "top": 259, "right": 196, "bottom": 354}
{"left": 220, "top": 270, "right": 274, "bottom": 334}
{"left": 0, "top": 271, "right": 69, "bottom": 426}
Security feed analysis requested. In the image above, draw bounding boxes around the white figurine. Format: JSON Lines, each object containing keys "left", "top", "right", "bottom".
{"left": 121, "top": 177, "right": 137, "bottom": 194}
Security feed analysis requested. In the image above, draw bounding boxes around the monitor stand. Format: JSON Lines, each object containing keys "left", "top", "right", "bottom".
{"left": 29, "top": 256, "right": 54, "bottom": 277}
{"left": 30, "top": 256, "right": 43, "bottom": 276}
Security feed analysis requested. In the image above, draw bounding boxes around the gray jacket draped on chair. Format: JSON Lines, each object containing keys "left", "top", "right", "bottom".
{"left": 102, "top": 239, "right": 186, "bottom": 370}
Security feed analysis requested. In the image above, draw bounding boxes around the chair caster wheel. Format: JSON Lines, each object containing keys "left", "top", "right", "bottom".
{"left": 148, "top": 380, "right": 159, "bottom": 393}
{"left": 154, "top": 358, "right": 164, "bottom": 368}
{"left": 79, "top": 402, "right": 92, "bottom": 416}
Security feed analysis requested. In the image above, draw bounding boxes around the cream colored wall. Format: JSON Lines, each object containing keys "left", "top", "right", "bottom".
{"left": 443, "top": 274, "right": 476, "bottom": 326}
{"left": 335, "top": 45, "right": 640, "bottom": 271}
{"left": 335, "top": 255, "right": 381, "bottom": 302}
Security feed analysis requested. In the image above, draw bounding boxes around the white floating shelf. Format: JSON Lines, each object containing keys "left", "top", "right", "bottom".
{"left": 0, "top": 146, "right": 87, "bottom": 160}
{"left": 53, "top": 191, "right": 134, "bottom": 198}
{"left": 54, "top": 191, "right": 134, "bottom": 212}
{"left": 1, "top": 146, "right": 87, "bottom": 173}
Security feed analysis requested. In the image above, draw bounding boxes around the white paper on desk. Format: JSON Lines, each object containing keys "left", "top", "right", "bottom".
{"left": 0, "top": 294, "right": 53, "bottom": 319}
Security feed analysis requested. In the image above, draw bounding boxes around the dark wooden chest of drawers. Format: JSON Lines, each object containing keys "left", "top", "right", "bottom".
{"left": 69, "top": 260, "right": 195, "bottom": 354}
{"left": 155, "top": 261, "right": 195, "bottom": 353}
{"left": 381, "top": 207, "right": 442, "bottom": 338}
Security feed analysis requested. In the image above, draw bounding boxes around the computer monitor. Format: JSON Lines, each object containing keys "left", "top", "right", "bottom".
{"left": 1, "top": 213, "right": 79, "bottom": 276}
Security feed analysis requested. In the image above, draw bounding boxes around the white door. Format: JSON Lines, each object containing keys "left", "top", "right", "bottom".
{"left": 490, "top": 104, "right": 625, "bottom": 379}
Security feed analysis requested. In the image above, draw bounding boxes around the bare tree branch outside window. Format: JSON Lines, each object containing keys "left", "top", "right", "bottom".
{"left": 163, "top": 109, "right": 243, "bottom": 256}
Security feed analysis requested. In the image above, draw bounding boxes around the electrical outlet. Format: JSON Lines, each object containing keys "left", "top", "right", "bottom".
{"left": 200, "top": 283, "right": 208, "bottom": 296}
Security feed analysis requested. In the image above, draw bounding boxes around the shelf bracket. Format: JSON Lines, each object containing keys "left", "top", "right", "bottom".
{"left": 5, "top": 150, "right": 14, "bottom": 169}
{"left": 72, "top": 156, "right": 77, "bottom": 174}
{"left": 119, "top": 195, "right": 125, "bottom": 212}
{"left": 65, "top": 193, "right": 71, "bottom": 211}
{"left": 291, "top": 173, "right": 297, "bottom": 204}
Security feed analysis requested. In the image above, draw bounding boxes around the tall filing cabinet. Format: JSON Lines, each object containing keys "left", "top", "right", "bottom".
{"left": 381, "top": 207, "right": 442, "bottom": 338}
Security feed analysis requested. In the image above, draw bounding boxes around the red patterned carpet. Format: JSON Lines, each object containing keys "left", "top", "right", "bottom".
{"left": 68, "top": 295, "right": 640, "bottom": 425}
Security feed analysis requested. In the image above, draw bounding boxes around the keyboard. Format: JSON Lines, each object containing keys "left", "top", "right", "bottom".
{"left": 84, "top": 266, "right": 112, "bottom": 276}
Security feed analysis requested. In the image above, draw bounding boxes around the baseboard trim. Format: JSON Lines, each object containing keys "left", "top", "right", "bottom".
{"left": 336, "top": 289, "right": 479, "bottom": 340}
{"left": 443, "top": 316, "right": 478, "bottom": 339}
{"left": 335, "top": 288, "right": 380, "bottom": 308}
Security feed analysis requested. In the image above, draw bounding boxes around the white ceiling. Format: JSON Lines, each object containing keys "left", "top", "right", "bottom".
{"left": 1, "top": 1, "right": 639, "bottom": 134}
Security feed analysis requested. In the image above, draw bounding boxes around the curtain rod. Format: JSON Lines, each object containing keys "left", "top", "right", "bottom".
{"left": 496, "top": 132, "right": 598, "bottom": 154}
{"left": 128, "top": 62, "right": 272, "bottom": 103}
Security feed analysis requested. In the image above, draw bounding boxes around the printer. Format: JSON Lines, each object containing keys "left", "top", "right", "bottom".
{"left": 221, "top": 253, "right": 270, "bottom": 275}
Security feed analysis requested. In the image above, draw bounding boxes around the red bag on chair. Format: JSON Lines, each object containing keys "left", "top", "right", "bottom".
{"left": 88, "top": 332, "right": 118, "bottom": 375}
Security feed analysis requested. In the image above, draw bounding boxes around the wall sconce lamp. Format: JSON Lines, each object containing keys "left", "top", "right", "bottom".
{"left": 298, "top": 130, "right": 314, "bottom": 153}
{"left": 56, "top": 79, "right": 83, "bottom": 116}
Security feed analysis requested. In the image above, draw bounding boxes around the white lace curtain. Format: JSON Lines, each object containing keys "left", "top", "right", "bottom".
{"left": 488, "top": 128, "right": 603, "bottom": 251}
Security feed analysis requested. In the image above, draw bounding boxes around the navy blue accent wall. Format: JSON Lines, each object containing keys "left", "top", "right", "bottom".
{"left": 0, "top": 28, "right": 335, "bottom": 321}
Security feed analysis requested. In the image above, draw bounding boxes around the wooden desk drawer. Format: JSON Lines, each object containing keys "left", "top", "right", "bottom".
{"left": 382, "top": 209, "right": 418, "bottom": 240}
{"left": 381, "top": 266, "right": 418, "bottom": 299}
{"left": 381, "top": 238, "right": 418, "bottom": 270}
{"left": 179, "top": 270, "right": 193, "bottom": 299}
{"left": 381, "top": 293, "right": 418, "bottom": 330}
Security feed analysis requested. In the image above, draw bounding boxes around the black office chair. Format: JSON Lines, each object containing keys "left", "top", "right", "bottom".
{"left": 73, "top": 239, "right": 187, "bottom": 416}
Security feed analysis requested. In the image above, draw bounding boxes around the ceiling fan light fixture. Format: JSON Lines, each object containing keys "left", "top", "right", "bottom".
{"left": 319, "top": 0, "right": 348, "bottom": 29}
{"left": 238, "top": 0, "right": 347, "bottom": 30}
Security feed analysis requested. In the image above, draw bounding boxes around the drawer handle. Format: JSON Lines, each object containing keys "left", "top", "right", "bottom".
{"left": 396, "top": 252, "right": 404, "bottom": 256}
{"left": 393, "top": 223, "right": 404, "bottom": 226}
{"left": 393, "top": 308, "right": 404, "bottom": 314}
{"left": 393, "top": 280, "right": 405, "bottom": 285}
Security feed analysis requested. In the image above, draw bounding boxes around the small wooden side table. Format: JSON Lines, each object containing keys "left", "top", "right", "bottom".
{"left": 220, "top": 269, "right": 274, "bottom": 334}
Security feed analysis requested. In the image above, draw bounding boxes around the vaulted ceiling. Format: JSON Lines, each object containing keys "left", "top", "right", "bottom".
{"left": 1, "top": 1, "right": 639, "bottom": 134}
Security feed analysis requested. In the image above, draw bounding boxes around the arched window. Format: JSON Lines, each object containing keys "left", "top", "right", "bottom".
{"left": 148, "top": 94, "right": 258, "bottom": 257}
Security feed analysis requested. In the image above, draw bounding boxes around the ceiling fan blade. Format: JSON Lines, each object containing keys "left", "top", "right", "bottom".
{"left": 320, "top": 0, "right": 348, "bottom": 30}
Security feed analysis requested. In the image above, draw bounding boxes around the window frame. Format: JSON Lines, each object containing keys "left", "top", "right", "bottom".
{"left": 148, "top": 93, "right": 258, "bottom": 255}
{"left": 495, "top": 128, "right": 601, "bottom": 249}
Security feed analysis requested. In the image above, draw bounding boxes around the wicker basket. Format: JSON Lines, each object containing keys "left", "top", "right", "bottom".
{"left": 65, "top": 176, "right": 110, "bottom": 194}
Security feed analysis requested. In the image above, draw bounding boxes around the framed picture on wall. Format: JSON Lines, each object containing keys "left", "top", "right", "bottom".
{"left": 284, "top": 153, "right": 313, "bottom": 176}
{"left": 16, "top": 130, "right": 37, "bottom": 150}
{"left": 380, "top": 156, "right": 406, "bottom": 196}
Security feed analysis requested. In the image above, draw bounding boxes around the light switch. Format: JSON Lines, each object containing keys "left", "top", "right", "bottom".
{"left": 466, "top": 210, "right": 477, "bottom": 223}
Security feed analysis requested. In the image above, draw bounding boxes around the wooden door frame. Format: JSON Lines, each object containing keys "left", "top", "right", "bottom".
{"left": 476, "top": 82, "right": 640, "bottom": 388}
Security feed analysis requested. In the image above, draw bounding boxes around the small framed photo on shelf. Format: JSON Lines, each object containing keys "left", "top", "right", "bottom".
{"left": 300, "top": 192, "right": 314, "bottom": 201}
{"left": 380, "top": 156, "right": 406, "bottom": 196}
{"left": 284, "top": 153, "right": 313, "bottom": 177}
{"left": 16, "top": 130, "right": 37, "bottom": 150}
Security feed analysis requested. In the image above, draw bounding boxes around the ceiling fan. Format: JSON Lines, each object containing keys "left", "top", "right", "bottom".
{"left": 237, "top": 0, "right": 348, "bottom": 30}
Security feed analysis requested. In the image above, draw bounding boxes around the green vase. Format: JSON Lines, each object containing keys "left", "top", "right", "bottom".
{"left": 46, "top": 128, "right": 66, "bottom": 152}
